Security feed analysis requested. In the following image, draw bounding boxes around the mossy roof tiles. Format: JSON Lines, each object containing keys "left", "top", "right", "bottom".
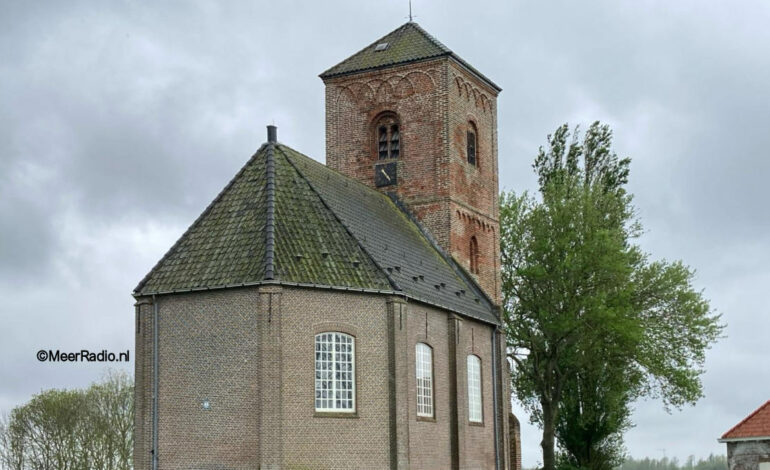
{"left": 135, "top": 142, "right": 498, "bottom": 325}
{"left": 320, "top": 22, "right": 501, "bottom": 92}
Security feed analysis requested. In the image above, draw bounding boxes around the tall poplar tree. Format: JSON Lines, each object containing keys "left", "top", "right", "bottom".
{"left": 500, "top": 122, "right": 723, "bottom": 470}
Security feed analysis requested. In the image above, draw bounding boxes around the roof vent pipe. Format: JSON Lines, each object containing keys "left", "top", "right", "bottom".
{"left": 267, "top": 125, "right": 277, "bottom": 143}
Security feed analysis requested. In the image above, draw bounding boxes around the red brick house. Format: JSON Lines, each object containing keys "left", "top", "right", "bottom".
{"left": 133, "top": 22, "right": 520, "bottom": 470}
{"left": 719, "top": 400, "right": 770, "bottom": 470}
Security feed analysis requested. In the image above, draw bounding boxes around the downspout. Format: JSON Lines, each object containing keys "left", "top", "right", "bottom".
{"left": 492, "top": 326, "right": 501, "bottom": 470}
{"left": 152, "top": 294, "right": 159, "bottom": 470}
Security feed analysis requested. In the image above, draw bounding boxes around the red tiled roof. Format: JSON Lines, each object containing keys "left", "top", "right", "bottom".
{"left": 721, "top": 400, "right": 770, "bottom": 440}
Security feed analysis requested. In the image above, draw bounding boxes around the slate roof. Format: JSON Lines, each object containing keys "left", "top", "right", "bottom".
{"left": 320, "top": 22, "right": 501, "bottom": 92}
{"left": 134, "top": 141, "right": 498, "bottom": 325}
{"left": 720, "top": 400, "right": 770, "bottom": 440}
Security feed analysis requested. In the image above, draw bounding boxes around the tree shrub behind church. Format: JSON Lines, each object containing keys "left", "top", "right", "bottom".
{"left": 0, "top": 371, "right": 133, "bottom": 470}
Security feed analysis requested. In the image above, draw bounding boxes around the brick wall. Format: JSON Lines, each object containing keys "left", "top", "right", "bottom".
{"left": 134, "top": 289, "right": 262, "bottom": 470}
{"left": 323, "top": 58, "right": 502, "bottom": 304}
{"left": 279, "top": 288, "right": 392, "bottom": 470}
{"left": 134, "top": 285, "right": 507, "bottom": 469}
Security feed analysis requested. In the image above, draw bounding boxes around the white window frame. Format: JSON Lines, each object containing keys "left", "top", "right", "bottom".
{"left": 467, "top": 354, "right": 482, "bottom": 423}
{"left": 416, "top": 343, "right": 434, "bottom": 418}
{"left": 314, "top": 332, "right": 356, "bottom": 413}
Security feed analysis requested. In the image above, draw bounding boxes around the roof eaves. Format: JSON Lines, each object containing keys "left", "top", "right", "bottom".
{"left": 448, "top": 54, "right": 502, "bottom": 93}
{"left": 320, "top": 53, "right": 450, "bottom": 81}
{"left": 277, "top": 145, "right": 402, "bottom": 292}
{"left": 718, "top": 436, "right": 770, "bottom": 443}
{"left": 133, "top": 278, "right": 498, "bottom": 325}
{"left": 132, "top": 280, "right": 397, "bottom": 298}
{"left": 133, "top": 143, "right": 269, "bottom": 295}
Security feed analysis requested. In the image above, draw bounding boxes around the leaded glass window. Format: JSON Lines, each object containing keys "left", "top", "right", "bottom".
{"left": 416, "top": 343, "right": 433, "bottom": 417}
{"left": 467, "top": 355, "right": 482, "bottom": 423}
{"left": 315, "top": 332, "right": 355, "bottom": 412}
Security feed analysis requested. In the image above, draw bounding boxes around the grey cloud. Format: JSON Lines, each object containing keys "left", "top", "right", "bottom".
{"left": 1, "top": 1, "right": 769, "bottom": 466}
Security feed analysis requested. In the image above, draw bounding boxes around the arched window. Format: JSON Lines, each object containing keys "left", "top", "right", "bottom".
{"left": 415, "top": 343, "right": 434, "bottom": 417}
{"left": 467, "top": 355, "right": 482, "bottom": 423}
{"left": 469, "top": 236, "right": 479, "bottom": 275}
{"left": 467, "top": 122, "right": 477, "bottom": 166}
{"left": 375, "top": 114, "right": 400, "bottom": 160}
{"left": 315, "top": 332, "right": 355, "bottom": 412}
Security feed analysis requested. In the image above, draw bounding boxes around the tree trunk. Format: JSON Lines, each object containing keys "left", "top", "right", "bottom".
{"left": 541, "top": 401, "right": 557, "bottom": 470}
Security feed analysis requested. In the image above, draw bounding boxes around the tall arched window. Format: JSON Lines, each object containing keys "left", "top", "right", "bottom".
{"left": 415, "top": 343, "right": 434, "bottom": 417}
{"left": 469, "top": 236, "right": 480, "bottom": 275}
{"left": 315, "top": 332, "right": 355, "bottom": 412}
{"left": 375, "top": 114, "right": 400, "bottom": 159}
{"left": 467, "top": 355, "right": 482, "bottom": 423}
{"left": 467, "top": 122, "right": 477, "bottom": 166}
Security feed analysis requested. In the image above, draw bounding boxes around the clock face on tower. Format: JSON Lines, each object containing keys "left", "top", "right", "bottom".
{"left": 374, "top": 161, "right": 397, "bottom": 187}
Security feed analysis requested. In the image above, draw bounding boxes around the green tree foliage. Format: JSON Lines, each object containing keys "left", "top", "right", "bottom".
{"left": 500, "top": 122, "right": 724, "bottom": 470}
{"left": 0, "top": 370, "right": 133, "bottom": 470}
{"left": 556, "top": 357, "right": 637, "bottom": 470}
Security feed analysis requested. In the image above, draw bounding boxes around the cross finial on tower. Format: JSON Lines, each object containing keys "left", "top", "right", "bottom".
{"left": 409, "top": 0, "right": 413, "bottom": 21}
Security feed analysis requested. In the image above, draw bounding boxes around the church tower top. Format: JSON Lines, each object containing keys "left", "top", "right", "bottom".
{"left": 321, "top": 21, "right": 503, "bottom": 303}
{"left": 320, "top": 22, "right": 501, "bottom": 93}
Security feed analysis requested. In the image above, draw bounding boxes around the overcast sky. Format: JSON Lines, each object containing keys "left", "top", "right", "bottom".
{"left": 1, "top": 0, "right": 768, "bottom": 466}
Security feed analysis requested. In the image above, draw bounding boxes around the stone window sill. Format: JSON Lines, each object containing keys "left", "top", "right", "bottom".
{"left": 314, "top": 411, "right": 359, "bottom": 419}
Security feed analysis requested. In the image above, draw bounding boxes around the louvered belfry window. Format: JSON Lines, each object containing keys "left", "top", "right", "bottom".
{"left": 375, "top": 114, "right": 400, "bottom": 159}
{"left": 378, "top": 126, "right": 389, "bottom": 159}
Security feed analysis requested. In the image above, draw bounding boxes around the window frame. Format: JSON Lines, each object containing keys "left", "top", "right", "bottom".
{"left": 469, "top": 236, "right": 480, "bottom": 275}
{"left": 415, "top": 342, "right": 435, "bottom": 419}
{"left": 467, "top": 130, "right": 476, "bottom": 166}
{"left": 467, "top": 354, "right": 483, "bottom": 424}
{"left": 373, "top": 113, "right": 401, "bottom": 160}
{"left": 314, "top": 332, "right": 356, "bottom": 414}
{"left": 466, "top": 122, "right": 478, "bottom": 167}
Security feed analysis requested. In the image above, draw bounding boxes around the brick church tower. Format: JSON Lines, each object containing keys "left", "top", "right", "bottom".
{"left": 321, "top": 22, "right": 502, "bottom": 304}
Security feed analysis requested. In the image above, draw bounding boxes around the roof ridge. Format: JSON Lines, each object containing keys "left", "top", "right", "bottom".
{"left": 264, "top": 143, "right": 276, "bottom": 280}
{"left": 319, "top": 22, "right": 413, "bottom": 78}
{"left": 276, "top": 145, "right": 402, "bottom": 292}
{"left": 386, "top": 193, "right": 497, "bottom": 312}
{"left": 133, "top": 143, "right": 269, "bottom": 294}
{"left": 407, "top": 21, "right": 451, "bottom": 54}
{"left": 722, "top": 399, "right": 770, "bottom": 439}
{"left": 319, "top": 22, "right": 450, "bottom": 79}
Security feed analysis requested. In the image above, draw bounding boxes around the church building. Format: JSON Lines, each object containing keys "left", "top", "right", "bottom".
{"left": 133, "top": 21, "right": 521, "bottom": 470}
